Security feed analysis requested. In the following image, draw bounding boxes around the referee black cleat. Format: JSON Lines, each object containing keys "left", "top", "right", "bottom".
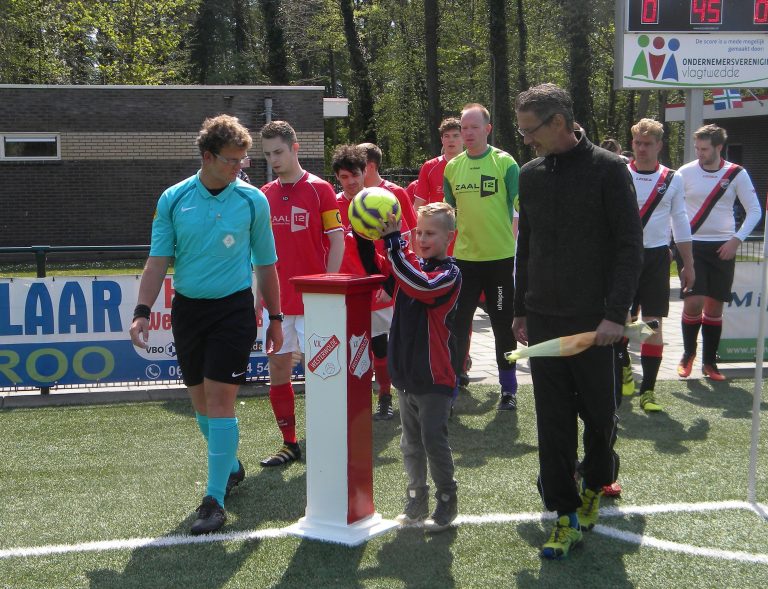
{"left": 225, "top": 460, "right": 245, "bottom": 498}
{"left": 190, "top": 495, "right": 226, "bottom": 535}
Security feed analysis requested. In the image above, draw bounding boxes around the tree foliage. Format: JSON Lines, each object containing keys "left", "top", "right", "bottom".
{"left": 2, "top": 0, "right": 739, "bottom": 169}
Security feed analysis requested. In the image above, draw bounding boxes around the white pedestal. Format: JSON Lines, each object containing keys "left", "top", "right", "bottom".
{"left": 288, "top": 274, "right": 398, "bottom": 546}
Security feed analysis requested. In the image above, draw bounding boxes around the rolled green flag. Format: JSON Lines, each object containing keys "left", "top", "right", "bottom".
{"left": 505, "top": 320, "right": 658, "bottom": 363}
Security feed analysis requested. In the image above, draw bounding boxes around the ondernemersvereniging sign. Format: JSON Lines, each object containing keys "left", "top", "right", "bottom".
{"left": 621, "top": 33, "right": 768, "bottom": 88}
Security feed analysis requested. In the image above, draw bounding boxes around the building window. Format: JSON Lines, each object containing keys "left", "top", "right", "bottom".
{"left": 1, "top": 134, "right": 60, "bottom": 160}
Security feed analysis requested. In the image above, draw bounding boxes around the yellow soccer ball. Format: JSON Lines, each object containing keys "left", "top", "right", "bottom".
{"left": 348, "top": 187, "right": 402, "bottom": 240}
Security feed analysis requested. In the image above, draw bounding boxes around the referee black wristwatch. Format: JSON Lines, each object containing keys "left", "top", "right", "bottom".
{"left": 268, "top": 312, "right": 285, "bottom": 322}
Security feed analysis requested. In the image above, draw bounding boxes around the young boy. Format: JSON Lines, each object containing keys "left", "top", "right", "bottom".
{"left": 376, "top": 202, "right": 462, "bottom": 531}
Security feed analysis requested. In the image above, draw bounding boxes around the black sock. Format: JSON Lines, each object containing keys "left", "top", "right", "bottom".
{"left": 640, "top": 355, "right": 662, "bottom": 392}
{"left": 701, "top": 315, "right": 723, "bottom": 365}
{"left": 681, "top": 312, "right": 702, "bottom": 356}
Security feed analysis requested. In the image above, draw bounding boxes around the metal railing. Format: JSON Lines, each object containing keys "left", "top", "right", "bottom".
{"left": 735, "top": 237, "right": 764, "bottom": 262}
{"left": 0, "top": 245, "right": 150, "bottom": 277}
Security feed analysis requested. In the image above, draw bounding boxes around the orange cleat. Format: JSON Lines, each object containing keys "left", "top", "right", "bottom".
{"left": 677, "top": 353, "right": 695, "bottom": 378}
{"left": 702, "top": 363, "right": 726, "bottom": 381}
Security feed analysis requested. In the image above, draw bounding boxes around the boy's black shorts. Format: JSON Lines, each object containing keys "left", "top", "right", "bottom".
{"left": 171, "top": 288, "right": 258, "bottom": 387}
{"left": 675, "top": 240, "right": 735, "bottom": 303}
{"left": 631, "top": 245, "right": 671, "bottom": 318}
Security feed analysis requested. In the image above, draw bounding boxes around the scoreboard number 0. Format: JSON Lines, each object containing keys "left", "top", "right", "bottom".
{"left": 757, "top": 0, "right": 768, "bottom": 25}
{"left": 634, "top": 0, "right": 768, "bottom": 29}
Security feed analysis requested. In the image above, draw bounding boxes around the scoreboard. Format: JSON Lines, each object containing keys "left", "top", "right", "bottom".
{"left": 615, "top": 0, "right": 768, "bottom": 88}
{"left": 626, "top": 0, "right": 768, "bottom": 32}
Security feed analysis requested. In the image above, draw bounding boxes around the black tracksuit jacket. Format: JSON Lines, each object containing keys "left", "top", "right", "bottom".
{"left": 513, "top": 133, "right": 643, "bottom": 324}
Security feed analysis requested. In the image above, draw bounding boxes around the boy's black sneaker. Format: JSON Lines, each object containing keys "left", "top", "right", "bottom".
{"left": 225, "top": 460, "right": 245, "bottom": 498}
{"left": 498, "top": 393, "right": 517, "bottom": 411}
{"left": 423, "top": 492, "right": 458, "bottom": 532}
{"left": 190, "top": 495, "right": 226, "bottom": 535}
{"left": 395, "top": 489, "right": 429, "bottom": 525}
{"left": 374, "top": 394, "right": 394, "bottom": 421}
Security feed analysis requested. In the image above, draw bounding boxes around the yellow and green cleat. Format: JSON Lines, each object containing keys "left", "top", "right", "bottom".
{"left": 541, "top": 515, "right": 582, "bottom": 560}
{"left": 577, "top": 485, "right": 602, "bottom": 531}
{"left": 639, "top": 390, "right": 663, "bottom": 412}
{"left": 621, "top": 365, "right": 635, "bottom": 397}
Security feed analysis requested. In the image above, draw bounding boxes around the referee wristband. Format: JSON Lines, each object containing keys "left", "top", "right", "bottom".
{"left": 133, "top": 304, "right": 151, "bottom": 321}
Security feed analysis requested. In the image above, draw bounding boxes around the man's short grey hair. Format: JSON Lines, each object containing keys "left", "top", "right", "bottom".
{"left": 515, "top": 83, "right": 574, "bottom": 129}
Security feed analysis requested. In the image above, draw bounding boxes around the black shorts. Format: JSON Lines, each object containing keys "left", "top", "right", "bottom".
{"left": 676, "top": 240, "right": 734, "bottom": 303}
{"left": 171, "top": 288, "right": 258, "bottom": 387}
{"left": 631, "top": 246, "right": 671, "bottom": 318}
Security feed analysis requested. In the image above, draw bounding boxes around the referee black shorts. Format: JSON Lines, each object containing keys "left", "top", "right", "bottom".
{"left": 631, "top": 245, "right": 671, "bottom": 318}
{"left": 171, "top": 288, "right": 258, "bottom": 387}
{"left": 676, "top": 240, "right": 735, "bottom": 303}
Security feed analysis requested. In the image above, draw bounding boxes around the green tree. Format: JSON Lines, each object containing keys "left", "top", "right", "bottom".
{"left": 423, "top": 0, "right": 441, "bottom": 155}
{"left": 488, "top": 0, "right": 514, "bottom": 153}
{"left": 339, "top": 0, "right": 376, "bottom": 143}
{"left": 259, "top": 0, "right": 289, "bottom": 84}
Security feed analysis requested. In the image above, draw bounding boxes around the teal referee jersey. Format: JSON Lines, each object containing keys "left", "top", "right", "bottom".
{"left": 150, "top": 172, "right": 277, "bottom": 299}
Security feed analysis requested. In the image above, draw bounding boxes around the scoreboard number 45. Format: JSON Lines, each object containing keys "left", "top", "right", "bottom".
{"left": 639, "top": 1, "right": 768, "bottom": 26}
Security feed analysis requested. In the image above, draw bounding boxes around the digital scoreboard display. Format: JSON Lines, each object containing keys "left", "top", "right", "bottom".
{"left": 627, "top": 0, "right": 768, "bottom": 32}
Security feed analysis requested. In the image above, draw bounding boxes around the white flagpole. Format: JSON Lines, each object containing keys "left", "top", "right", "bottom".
{"left": 746, "top": 89, "right": 765, "bottom": 107}
{"left": 748, "top": 202, "right": 768, "bottom": 503}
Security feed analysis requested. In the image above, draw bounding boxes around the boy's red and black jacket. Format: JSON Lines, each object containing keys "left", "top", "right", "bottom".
{"left": 379, "top": 232, "right": 462, "bottom": 395}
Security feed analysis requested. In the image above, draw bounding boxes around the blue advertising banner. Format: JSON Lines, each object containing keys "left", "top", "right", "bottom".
{"left": 0, "top": 275, "right": 287, "bottom": 387}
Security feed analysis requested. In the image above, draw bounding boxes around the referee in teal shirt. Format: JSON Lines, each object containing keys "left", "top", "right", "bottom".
{"left": 130, "top": 115, "right": 283, "bottom": 535}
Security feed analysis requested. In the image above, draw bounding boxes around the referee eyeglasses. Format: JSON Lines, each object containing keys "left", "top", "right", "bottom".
{"left": 213, "top": 152, "right": 251, "bottom": 167}
{"left": 516, "top": 114, "right": 554, "bottom": 138}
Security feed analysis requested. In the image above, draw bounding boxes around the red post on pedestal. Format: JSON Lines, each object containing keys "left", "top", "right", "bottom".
{"left": 286, "top": 273, "right": 399, "bottom": 545}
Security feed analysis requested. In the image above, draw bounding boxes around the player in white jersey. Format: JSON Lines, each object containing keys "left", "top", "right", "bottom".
{"left": 676, "top": 124, "right": 761, "bottom": 381}
{"left": 627, "top": 119, "right": 695, "bottom": 412}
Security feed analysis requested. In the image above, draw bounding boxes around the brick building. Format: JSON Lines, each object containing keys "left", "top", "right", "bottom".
{"left": 0, "top": 85, "right": 342, "bottom": 247}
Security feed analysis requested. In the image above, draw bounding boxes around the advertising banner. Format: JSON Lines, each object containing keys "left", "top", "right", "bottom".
{"left": 0, "top": 275, "right": 284, "bottom": 387}
{"left": 719, "top": 262, "right": 768, "bottom": 361}
{"left": 621, "top": 33, "right": 768, "bottom": 88}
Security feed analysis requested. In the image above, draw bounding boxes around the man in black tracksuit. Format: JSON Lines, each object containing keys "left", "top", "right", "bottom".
{"left": 512, "top": 84, "right": 643, "bottom": 560}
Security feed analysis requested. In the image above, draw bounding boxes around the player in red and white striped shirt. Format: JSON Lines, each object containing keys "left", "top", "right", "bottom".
{"left": 627, "top": 118, "right": 694, "bottom": 413}
{"left": 676, "top": 124, "right": 760, "bottom": 381}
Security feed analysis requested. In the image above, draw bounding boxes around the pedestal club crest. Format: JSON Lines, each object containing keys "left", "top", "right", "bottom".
{"left": 348, "top": 332, "right": 371, "bottom": 379}
{"left": 307, "top": 334, "right": 341, "bottom": 380}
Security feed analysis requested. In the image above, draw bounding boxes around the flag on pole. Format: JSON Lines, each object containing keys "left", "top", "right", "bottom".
{"left": 712, "top": 89, "right": 743, "bottom": 111}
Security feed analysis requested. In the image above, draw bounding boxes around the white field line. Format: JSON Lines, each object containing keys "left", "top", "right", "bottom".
{"left": 1, "top": 500, "right": 766, "bottom": 561}
{"left": 594, "top": 524, "right": 768, "bottom": 565}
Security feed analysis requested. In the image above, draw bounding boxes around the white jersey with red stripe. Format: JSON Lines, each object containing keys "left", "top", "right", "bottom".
{"left": 677, "top": 158, "right": 760, "bottom": 242}
{"left": 628, "top": 162, "right": 691, "bottom": 248}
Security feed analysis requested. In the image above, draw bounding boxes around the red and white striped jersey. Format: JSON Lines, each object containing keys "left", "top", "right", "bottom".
{"left": 677, "top": 159, "right": 760, "bottom": 242}
{"left": 628, "top": 162, "right": 691, "bottom": 248}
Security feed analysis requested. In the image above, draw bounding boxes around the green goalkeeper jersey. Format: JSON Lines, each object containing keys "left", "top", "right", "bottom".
{"left": 443, "top": 146, "right": 519, "bottom": 261}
